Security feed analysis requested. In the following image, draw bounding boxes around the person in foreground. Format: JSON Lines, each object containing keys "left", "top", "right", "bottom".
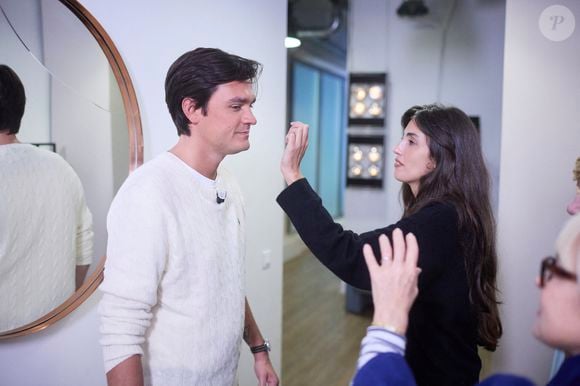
{"left": 353, "top": 214, "right": 580, "bottom": 386}
{"left": 566, "top": 157, "right": 580, "bottom": 216}
{"left": 98, "top": 48, "right": 278, "bottom": 386}
{"left": 0, "top": 64, "right": 93, "bottom": 332}
{"left": 549, "top": 156, "right": 580, "bottom": 376}
{"left": 278, "top": 105, "right": 501, "bottom": 385}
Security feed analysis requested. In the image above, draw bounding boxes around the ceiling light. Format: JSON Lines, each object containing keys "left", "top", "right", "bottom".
{"left": 397, "top": 0, "right": 429, "bottom": 17}
{"left": 285, "top": 36, "right": 302, "bottom": 48}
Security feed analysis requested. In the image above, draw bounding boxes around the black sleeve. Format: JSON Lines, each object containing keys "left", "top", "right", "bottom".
{"left": 277, "top": 178, "right": 458, "bottom": 292}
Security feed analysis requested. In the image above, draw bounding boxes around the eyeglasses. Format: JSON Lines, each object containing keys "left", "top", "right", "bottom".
{"left": 539, "top": 256, "right": 577, "bottom": 287}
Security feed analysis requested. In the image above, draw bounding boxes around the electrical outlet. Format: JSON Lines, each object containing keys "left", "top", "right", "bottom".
{"left": 261, "top": 249, "right": 271, "bottom": 270}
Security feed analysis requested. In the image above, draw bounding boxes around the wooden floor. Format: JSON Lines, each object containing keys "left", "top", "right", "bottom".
{"left": 282, "top": 252, "right": 372, "bottom": 386}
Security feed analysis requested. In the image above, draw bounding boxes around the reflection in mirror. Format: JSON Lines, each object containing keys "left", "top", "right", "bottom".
{"left": 0, "top": 62, "right": 94, "bottom": 331}
{"left": 0, "top": 0, "right": 134, "bottom": 334}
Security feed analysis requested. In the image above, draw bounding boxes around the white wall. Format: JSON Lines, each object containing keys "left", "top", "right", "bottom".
{"left": 0, "top": 293, "right": 106, "bottom": 386}
{"left": 1, "top": 0, "right": 118, "bottom": 264}
{"left": 345, "top": 0, "right": 505, "bottom": 232}
{"left": 44, "top": 0, "right": 115, "bottom": 262}
{"left": 0, "top": 0, "right": 51, "bottom": 143}
{"left": 0, "top": 1, "right": 287, "bottom": 386}
{"left": 494, "top": 0, "right": 580, "bottom": 383}
{"left": 343, "top": 0, "right": 391, "bottom": 232}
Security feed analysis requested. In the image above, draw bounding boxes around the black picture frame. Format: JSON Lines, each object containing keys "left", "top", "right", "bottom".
{"left": 31, "top": 142, "right": 57, "bottom": 152}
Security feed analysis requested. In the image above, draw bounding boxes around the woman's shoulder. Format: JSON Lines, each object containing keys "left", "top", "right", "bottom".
{"left": 410, "top": 201, "right": 458, "bottom": 222}
{"left": 394, "top": 201, "right": 459, "bottom": 243}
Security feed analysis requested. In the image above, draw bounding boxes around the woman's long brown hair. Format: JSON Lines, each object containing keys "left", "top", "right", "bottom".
{"left": 400, "top": 104, "right": 502, "bottom": 351}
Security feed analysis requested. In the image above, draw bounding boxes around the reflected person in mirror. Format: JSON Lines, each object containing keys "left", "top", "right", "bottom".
{"left": 0, "top": 64, "right": 93, "bottom": 332}
{"left": 99, "top": 48, "right": 278, "bottom": 386}
{"left": 353, "top": 215, "right": 580, "bottom": 386}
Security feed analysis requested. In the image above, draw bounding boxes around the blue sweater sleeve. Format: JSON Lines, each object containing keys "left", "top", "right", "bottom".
{"left": 353, "top": 353, "right": 418, "bottom": 386}
{"left": 479, "top": 375, "right": 535, "bottom": 386}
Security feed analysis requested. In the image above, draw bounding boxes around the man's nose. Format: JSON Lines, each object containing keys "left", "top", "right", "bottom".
{"left": 244, "top": 109, "right": 257, "bottom": 125}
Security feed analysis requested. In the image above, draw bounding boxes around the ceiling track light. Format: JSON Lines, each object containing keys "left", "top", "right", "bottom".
{"left": 397, "top": 0, "right": 429, "bottom": 17}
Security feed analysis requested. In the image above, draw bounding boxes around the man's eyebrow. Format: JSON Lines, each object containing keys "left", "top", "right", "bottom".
{"left": 228, "top": 96, "right": 256, "bottom": 104}
{"left": 405, "top": 132, "right": 418, "bottom": 138}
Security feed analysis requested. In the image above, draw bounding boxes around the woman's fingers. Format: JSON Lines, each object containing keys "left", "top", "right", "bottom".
{"left": 289, "top": 121, "right": 309, "bottom": 147}
{"left": 285, "top": 129, "right": 295, "bottom": 146}
{"left": 392, "top": 228, "right": 406, "bottom": 262}
{"left": 293, "top": 124, "right": 303, "bottom": 147}
{"left": 283, "top": 122, "right": 308, "bottom": 158}
{"left": 366, "top": 231, "right": 420, "bottom": 274}
{"left": 363, "top": 243, "right": 379, "bottom": 272}
{"left": 377, "top": 234, "right": 392, "bottom": 264}
{"left": 405, "top": 232, "right": 419, "bottom": 268}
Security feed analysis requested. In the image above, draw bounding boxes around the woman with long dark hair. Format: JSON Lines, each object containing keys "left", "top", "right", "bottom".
{"left": 277, "top": 104, "right": 502, "bottom": 385}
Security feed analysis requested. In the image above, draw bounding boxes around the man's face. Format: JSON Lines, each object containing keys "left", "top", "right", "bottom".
{"left": 194, "top": 80, "right": 257, "bottom": 158}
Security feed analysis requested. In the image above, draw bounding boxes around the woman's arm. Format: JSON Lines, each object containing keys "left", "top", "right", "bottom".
{"left": 278, "top": 122, "right": 454, "bottom": 291}
{"left": 277, "top": 178, "right": 389, "bottom": 290}
{"left": 278, "top": 121, "right": 389, "bottom": 289}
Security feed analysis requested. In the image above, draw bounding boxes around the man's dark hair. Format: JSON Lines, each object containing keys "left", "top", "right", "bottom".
{"left": 165, "top": 48, "right": 262, "bottom": 136}
{"left": 0, "top": 64, "right": 26, "bottom": 134}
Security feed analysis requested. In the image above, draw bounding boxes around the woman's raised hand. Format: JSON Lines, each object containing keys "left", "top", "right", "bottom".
{"left": 281, "top": 121, "right": 309, "bottom": 185}
{"left": 362, "top": 229, "right": 421, "bottom": 336}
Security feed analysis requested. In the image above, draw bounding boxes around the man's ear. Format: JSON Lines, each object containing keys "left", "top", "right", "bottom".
{"left": 182, "top": 97, "right": 202, "bottom": 125}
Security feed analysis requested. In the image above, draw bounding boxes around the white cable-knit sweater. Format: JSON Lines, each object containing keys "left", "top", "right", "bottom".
{"left": 0, "top": 144, "right": 93, "bottom": 332}
{"left": 99, "top": 152, "right": 246, "bottom": 386}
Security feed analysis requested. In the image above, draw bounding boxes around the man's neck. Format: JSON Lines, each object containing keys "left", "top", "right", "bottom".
{"left": 0, "top": 132, "right": 19, "bottom": 145}
{"left": 169, "top": 135, "right": 223, "bottom": 180}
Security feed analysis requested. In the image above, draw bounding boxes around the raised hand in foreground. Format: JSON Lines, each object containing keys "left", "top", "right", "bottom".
{"left": 362, "top": 228, "right": 420, "bottom": 336}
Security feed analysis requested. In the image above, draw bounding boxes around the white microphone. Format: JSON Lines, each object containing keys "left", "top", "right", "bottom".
{"left": 216, "top": 189, "right": 227, "bottom": 204}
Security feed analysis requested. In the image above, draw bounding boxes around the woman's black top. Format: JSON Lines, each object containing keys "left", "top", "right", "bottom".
{"left": 277, "top": 179, "right": 481, "bottom": 386}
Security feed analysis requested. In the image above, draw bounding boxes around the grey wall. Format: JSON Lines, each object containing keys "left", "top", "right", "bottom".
{"left": 495, "top": 1, "right": 580, "bottom": 383}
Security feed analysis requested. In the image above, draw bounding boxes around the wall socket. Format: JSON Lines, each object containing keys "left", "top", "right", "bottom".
{"left": 261, "top": 249, "right": 272, "bottom": 270}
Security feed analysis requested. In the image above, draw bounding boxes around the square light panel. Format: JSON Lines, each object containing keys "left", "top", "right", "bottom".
{"left": 347, "top": 135, "right": 384, "bottom": 188}
{"left": 348, "top": 73, "right": 386, "bottom": 127}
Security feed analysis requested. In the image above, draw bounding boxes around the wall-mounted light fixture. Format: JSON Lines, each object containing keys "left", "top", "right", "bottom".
{"left": 347, "top": 135, "right": 384, "bottom": 187}
{"left": 348, "top": 73, "right": 386, "bottom": 127}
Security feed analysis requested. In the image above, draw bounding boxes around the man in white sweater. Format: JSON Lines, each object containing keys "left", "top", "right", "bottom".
{"left": 0, "top": 65, "right": 93, "bottom": 332}
{"left": 98, "top": 48, "right": 278, "bottom": 386}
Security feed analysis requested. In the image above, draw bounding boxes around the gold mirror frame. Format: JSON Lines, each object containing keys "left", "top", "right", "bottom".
{"left": 0, "top": 0, "right": 143, "bottom": 339}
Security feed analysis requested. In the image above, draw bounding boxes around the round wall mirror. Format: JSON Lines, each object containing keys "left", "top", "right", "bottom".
{"left": 0, "top": 0, "right": 142, "bottom": 338}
